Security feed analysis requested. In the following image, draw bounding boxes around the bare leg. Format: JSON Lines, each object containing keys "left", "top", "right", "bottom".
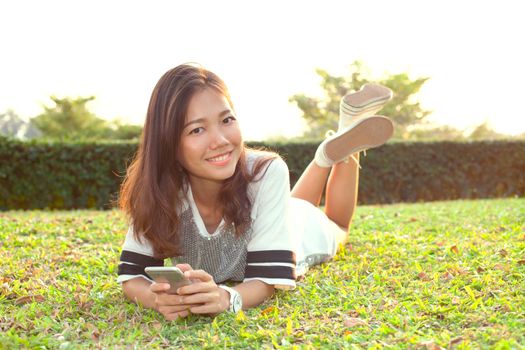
{"left": 290, "top": 154, "right": 359, "bottom": 264}
{"left": 325, "top": 153, "right": 360, "bottom": 229}
{"left": 291, "top": 153, "right": 359, "bottom": 230}
{"left": 291, "top": 161, "right": 331, "bottom": 206}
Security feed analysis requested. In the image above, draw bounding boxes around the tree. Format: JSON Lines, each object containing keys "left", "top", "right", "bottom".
{"left": 0, "top": 109, "right": 41, "bottom": 140}
{"left": 29, "top": 96, "right": 142, "bottom": 141}
{"left": 468, "top": 121, "right": 505, "bottom": 140}
{"left": 30, "top": 96, "right": 112, "bottom": 140}
{"left": 110, "top": 120, "right": 143, "bottom": 140}
{"left": 289, "top": 60, "right": 431, "bottom": 139}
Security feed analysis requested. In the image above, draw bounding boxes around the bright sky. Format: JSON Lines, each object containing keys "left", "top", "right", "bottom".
{"left": 1, "top": 0, "right": 524, "bottom": 140}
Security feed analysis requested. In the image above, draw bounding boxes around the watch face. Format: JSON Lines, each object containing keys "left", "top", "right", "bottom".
{"left": 232, "top": 294, "right": 242, "bottom": 313}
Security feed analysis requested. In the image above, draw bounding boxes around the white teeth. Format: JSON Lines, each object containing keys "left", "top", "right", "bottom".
{"left": 207, "top": 153, "right": 230, "bottom": 162}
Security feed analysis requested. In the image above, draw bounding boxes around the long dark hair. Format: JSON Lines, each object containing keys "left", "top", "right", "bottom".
{"left": 119, "top": 64, "right": 276, "bottom": 258}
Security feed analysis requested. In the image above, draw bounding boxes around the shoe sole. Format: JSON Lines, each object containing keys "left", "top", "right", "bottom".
{"left": 325, "top": 116, "right": 394, "bottom": 163}
{"left": 342, "top": 84, "right": 393, "bottom": 109}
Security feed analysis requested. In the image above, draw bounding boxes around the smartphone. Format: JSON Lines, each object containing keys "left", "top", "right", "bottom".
{"left": 144, "top": 266, "right": 192, "bottom": 294}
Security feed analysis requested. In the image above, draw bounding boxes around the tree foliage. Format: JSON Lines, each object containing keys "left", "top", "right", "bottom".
{"left": 289, "top": 61, "right": 431, "bottom": 139}
{"left": 110, "top": 120, "right": 143, "bottom": 140}
{"left": 29, "top": 96, "right": 142, "bottom": 141}
{"left": 0, "top": 109, "right": 41, "bottom": 140}
{"left": 468, "top": 121, "right": 506, "bottom": 140}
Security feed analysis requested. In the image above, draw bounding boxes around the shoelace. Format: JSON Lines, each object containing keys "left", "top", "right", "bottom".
{"left": 324, "top": 130, "right": 364, "bottom": 169}
{"left": 345, "top": 151, "right": 364, "bottom": 169}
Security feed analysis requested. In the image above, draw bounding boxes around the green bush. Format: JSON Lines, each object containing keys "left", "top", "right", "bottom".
{"left": 0, "top": 137, "right": 135, "bottom": 210}
{"left": 252, "top": 140, "right": 525, "bottom": 203}
{"left": 1, "top": 136, "right": 524, "bottom": 210}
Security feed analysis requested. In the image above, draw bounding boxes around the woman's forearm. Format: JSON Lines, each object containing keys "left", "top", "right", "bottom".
{"left": 122, "top": 277, "right": 157, "bottom": 309}
{"left": 230, "top": 280, "right": 275, "bottom": 310}
{"left": 123, "top": 276, "right": 275, "bottom": 313}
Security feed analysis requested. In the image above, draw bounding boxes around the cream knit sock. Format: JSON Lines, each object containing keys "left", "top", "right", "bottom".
{"left": 314, "top": 138, "right": 332, "bottom": 168}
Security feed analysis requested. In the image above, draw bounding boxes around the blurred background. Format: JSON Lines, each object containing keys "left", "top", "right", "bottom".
{"left": 1, "top": 0, "right": 524, "bottom": 143}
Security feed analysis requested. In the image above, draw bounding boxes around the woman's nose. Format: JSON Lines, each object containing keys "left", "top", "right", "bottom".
{"left": 209, "top": 128, "right": 229, "bottom": 149}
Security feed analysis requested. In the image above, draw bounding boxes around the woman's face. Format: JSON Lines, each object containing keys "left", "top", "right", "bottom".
{"left": 178, "top": 88, "right": 242, "bottom": 185}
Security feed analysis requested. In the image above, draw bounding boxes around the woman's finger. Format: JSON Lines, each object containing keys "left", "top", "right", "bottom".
{"left": 177, "top": 281, "right": 216, "bottom": 295}
{"left": 189, "top": 302, "right": 225, "bottom": 315}
{"left": 158, "top": 303, "right": 200, "bottom": 315}
{"left": 184, "top": 269, "right": 213, "bottom": 282}
{"left": 174, "top": 310, "right": 191, "bottom": 319}
{"left": 178, "top": 291, "right": 217, "bottom": 305}
{"left": 155, "top": 293, "right": 186, "bottom": 306}
{"left": 150, "top": 282, "right": 170, "bottom": 293}
{"left": 175, "top": 263, "right": 193, "bottom": 272}
{"left": 164, "top": 309, "right": 191, "bottom": 321}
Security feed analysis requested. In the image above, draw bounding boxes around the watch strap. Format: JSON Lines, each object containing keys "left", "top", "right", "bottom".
{"left": 218, "top": 285, "right": 241, "bottom": 313}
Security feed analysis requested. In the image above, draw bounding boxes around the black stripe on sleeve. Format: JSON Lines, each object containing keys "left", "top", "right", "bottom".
{"left": 244, "top": 265, "right": 296, "bottom": 280}
{"left": 119, "top": 250, "right": 163, "bottom": 267}
{"left": 247, "top": 250, "right": 296, "bottom": 264}
{"left": 118, "top": 263, "right": 153, "bottom": 279}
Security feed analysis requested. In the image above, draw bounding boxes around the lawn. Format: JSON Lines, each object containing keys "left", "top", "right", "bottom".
{"left": 1, "top": 198, "right": 524, "bottom": 349}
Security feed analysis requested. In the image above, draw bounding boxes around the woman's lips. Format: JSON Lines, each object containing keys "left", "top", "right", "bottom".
{"left": 206, "top": 151, "right": 232, "bottom": 166}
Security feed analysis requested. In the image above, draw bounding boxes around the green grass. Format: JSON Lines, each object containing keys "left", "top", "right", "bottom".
{"left": 1, "top": 198, "right": 524, "bottom": 349}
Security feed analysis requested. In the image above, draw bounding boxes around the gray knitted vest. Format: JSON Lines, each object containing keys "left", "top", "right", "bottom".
{"left": 170, "top": 208, "right": 252, "bottom": 283}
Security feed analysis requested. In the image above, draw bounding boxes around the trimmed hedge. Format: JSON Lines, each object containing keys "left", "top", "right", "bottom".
{"left": 1, "top": 137, "right": 524, "bottom": 210}
{"left": 0, "top": 138, "right": 135, "bottom": 210}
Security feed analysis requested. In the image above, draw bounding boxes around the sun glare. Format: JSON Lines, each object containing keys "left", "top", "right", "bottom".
{"left": 1, "top": 1, "right": 524, "bottom": 140}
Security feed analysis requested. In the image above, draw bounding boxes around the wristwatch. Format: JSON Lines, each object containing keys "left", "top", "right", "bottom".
{"left": 218, "top": 285, "right": 242, "bottom": 313}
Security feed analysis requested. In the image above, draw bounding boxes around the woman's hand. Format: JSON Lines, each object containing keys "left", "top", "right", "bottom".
{"left": 149, "top": 263, "right": 201, "bottom": 321}
{"left": 150, "top": 283, "right": 196, "bottom": 320}
{"left": 176, "top": 269, "right": 230, "bottom": 315}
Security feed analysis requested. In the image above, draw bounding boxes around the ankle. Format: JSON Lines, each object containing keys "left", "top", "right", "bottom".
{"left": 314, "top": 138, "right": 334, "bottom": 168}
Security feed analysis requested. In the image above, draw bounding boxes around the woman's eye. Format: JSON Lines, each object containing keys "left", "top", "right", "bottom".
{"left": 223, "top": 116, "right": 236, "bottom": 124}
{"left": 189, "top": 127, "right": 204, "bottom": 135}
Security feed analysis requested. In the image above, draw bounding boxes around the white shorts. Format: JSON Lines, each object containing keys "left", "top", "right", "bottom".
{"left": 288, "top": 198, "right": 347, "bottom": 276}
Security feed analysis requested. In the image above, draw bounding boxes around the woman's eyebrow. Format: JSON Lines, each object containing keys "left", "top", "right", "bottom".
{"left": 183, "top": 118, "right": 206, "bottom": 130}
{"left": 183, "top": 109, "right": 232, "bottom": 129}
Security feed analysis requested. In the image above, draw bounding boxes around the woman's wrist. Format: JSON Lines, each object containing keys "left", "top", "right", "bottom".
{"left": 218, "top": 286, "right": 231, "bottom": 312}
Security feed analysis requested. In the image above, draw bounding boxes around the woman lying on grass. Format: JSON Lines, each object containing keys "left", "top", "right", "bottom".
{"left": 117, "top": 63, "right": 394, "bottom": 320}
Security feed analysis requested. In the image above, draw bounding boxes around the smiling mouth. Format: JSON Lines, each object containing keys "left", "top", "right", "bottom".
{"left": 206, "top": 151, "right": 232, "bottom": 163}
